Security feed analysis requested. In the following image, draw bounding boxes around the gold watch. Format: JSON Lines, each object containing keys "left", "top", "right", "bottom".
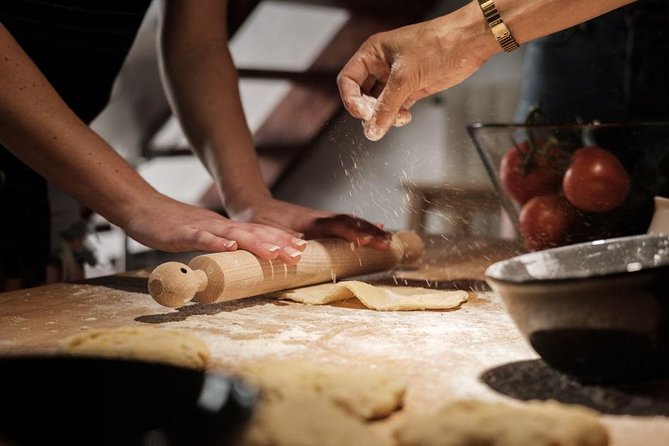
{"left": 477, "top": 0, "right": 519, "bottom": 52}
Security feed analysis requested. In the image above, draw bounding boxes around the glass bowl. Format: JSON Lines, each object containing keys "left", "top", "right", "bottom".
{"left": 467, "top": 122, "right": 669, "bottom": 251}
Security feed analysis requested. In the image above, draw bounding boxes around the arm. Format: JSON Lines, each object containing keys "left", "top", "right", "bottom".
{"left": 0, "top": 23, "right": 288, "bottom": 259}
{"left": 337, "top": 0, "right": 637, "bottom": 141}
{"left": 158, "top": 0, "right": 390, "bottom": 250}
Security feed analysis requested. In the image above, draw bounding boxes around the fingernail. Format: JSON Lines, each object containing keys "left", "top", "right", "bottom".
{"left": 224, "top": 240, "right": 237, "bottom": 249}
{"left": 284, "top": 247, "right": 302, "bottom": 258}
{"left": 364, "top": 122, "right": 383, "bottom": 141}
{"left": 293, "top": 238, "right": 307, "bottom": 247}
{"left": 263, "top": 244, "right": 280, "bottom": 253}
{"left": 357, "top": 236, "right": 373, "bottom": 246}
{"left": 393, "top": 112, "right": 412, "bottom": 127}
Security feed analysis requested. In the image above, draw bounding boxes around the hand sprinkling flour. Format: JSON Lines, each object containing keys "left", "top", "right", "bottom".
{"left": 349, "top": 94, "right": 412, "bottom": 140}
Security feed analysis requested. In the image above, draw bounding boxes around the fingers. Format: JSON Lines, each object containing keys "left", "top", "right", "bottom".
{"left": 219, "top": 224, "right": 306, "bottom": 265}
{"left": 175, "top": 229, "right": 238, "bottom": 254}
{"left": 351, "top": 94, "right": 413, "bottom": 128}
{"left": 364, "top": 63, "right": 415, "bottom": 141}
{"left": 309, "top": 214, "right": 391, "bottom": 250}
{"left": 337, "top": 42, "right": 415, "bottom": 141}
{"left": 337, "top": 37, "right": 390, "bottom": 120}
{"left": 176, "top": 222, "right": 306, "bottom": 266}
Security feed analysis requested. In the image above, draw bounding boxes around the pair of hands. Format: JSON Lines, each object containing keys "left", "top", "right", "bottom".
{"left": 125, "top": 195, "right": 390, "bottom": 265}
{"left": 128, "top": 7, "right": 491, "bottom": 261}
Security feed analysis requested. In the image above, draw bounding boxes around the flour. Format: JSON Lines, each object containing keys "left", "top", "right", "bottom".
{"left": 350, "top": 94, "right": 412, "bottom": 128}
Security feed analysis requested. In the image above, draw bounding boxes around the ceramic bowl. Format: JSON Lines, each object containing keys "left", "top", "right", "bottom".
{"left": 485, "top": 233, "right": 669, "bottom": 383}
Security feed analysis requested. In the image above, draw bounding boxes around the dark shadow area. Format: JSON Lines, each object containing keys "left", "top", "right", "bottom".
{"left": 136, "top": 296, "right": 274, "bottom": 324}
{"left": 79, "top": 275, "right": 150, "bottom": 294}
{"left": 370, "top": 276, "right": 490, "bottom": 292}
{"left": 480, "top": 359, "right": 669, "bottom": 416}
{"left": 0, "top": 356, "right": 256, "bottom": 446}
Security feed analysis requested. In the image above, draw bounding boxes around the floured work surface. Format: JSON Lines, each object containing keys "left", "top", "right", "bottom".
{"left": 0, "top": 237, "right": 667, "bottom": 445}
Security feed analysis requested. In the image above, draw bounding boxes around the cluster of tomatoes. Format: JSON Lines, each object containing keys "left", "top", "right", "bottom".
{"left": 500, "top": 139, "right": 631, "bottom": 251}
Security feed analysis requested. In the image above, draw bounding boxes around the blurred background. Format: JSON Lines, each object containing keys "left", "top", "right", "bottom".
{"left": 85, "top": 0, "right": 525, "bottom": 277}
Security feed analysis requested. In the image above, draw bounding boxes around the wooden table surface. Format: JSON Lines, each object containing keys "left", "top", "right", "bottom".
{"left": 1, "top": 236, "right": 667, "bottom": 445}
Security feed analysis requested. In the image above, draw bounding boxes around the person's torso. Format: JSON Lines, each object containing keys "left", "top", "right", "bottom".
{"left": 1, "top": 0, "right": 152, "bottom": 123}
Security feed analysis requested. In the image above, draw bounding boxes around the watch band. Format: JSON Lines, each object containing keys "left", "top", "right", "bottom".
{"left": 477, "top": 0, "right": 519, "bottom": 52}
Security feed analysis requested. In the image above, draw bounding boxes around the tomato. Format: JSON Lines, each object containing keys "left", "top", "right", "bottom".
{"left": 500, "top": 141, "right": 562, "bottom": 205}
{"left": 562, "top": 147, "right": 630, "bottom": 213}
{"left": 519, "top": 194, "right": 575, "bottom": 251}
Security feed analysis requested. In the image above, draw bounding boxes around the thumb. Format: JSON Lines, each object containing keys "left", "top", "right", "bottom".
{"left": 364, "top": 64, "right": 414, "bottom": 141}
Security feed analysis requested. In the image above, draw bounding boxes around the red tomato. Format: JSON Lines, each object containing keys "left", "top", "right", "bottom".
{"left": 519, "top": 194, "right": 574, "bottom": 251}
{"left": 562, "top": 147, "right": 630, "bottom": 213}
{"left": 500, "top": 141, "right": 562, "bottom": 205}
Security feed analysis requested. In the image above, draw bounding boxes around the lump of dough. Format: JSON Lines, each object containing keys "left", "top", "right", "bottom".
{"left": 395, "top": 400, "right": 609, "bottom": 446}
{"left": 276, "top": 281, "right": 468, "bottom": 311}
{"left": 242, "top": 395, "right": 385, "bottom": 446}
{"left": 238, "top": 358, "right": 405, "bottom": 420}
{"left": 58, "top": 325, "right": 210, "bottom": 369}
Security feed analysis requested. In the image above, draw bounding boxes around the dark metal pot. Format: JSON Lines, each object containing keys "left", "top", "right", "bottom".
{"left": 0, "top": 356, "right": 257, "bottom": 446}
{"left": 486, "top": 234, "right": 669, "bottom": 383}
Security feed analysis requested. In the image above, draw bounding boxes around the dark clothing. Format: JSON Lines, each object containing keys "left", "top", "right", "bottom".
{"left": 0, "top": 0, "right": 152, "bottom": 286}
{"left": 514, "top": 0, "right": 669, "bottom": 241}
{"left": 516, "top": 0, "right": 669, "bottom": 124}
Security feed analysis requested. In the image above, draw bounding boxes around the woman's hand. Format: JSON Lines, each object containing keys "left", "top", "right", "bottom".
{"left": 124, "top": 196, "right": 308, "bottom": 265}
{"left": 228, "top": 197, "right": 391, "bottom": 251}
{"left": 337, "top": 4, "right": 497, "bottom": 141}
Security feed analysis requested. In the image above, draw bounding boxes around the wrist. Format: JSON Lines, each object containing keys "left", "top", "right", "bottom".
{"left": 435, "top": 1, "right": 502, "bottom": 63}
{"left": 221, "top": 185, "right": 272, "bottom": 216}
{"left": 106, "top": 185, "right": 167, "bottom": 230}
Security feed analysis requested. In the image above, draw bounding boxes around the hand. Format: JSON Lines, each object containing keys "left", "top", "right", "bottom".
{"left": 124, "top": 196, "right": 307, "bottom": 265}
{"left": 337, "top": 11, "right": 495, "bottom": 141}
{"left": 228, "top": 197, "right": 391, "bottom": 250}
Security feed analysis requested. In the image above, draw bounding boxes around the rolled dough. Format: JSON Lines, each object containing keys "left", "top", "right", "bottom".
{"left": 58, "top": 325, "right": 210, "bottom": 369}
{"left": 395, "top": 400, "right": 609, "bottom": 446}
{"left": 238, "top": 358, "right": 406, "bottom": 420}
{"left": 276, "top": 280, "right": 468, "bottom": 311}
{"left": 242, "top": 395, "right": 385, "bottom": 446}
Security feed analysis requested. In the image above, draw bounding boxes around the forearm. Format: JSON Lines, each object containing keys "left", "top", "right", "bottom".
{"left": 158, "top": 0, "right": 270, "bottom": 214}
{"left": 447, "top": 0, "right": 637, "bottom": 59}
{"left": 0, "top": 24, "right": 162, "bottom": 228}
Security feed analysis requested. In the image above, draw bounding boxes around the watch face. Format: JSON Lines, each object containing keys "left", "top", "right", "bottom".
{"left": 491, "top": 22, "right": 511, "bottom": 40}
{"left": 477, "top": 0, "right": 519, "bottom": 52}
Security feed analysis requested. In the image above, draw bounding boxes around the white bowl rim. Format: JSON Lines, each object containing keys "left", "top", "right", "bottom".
{"left": 485, "top": 233, "right": 669, "bottom": 284}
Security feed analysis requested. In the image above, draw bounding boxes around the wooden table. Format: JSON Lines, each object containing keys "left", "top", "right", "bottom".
{"left": 1, "top": 237, "right": 667, "bottom": 445}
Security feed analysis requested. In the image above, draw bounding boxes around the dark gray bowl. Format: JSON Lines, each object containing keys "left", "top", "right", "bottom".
{"left": 485, "top": 234, "right": 669, "bottom": 383}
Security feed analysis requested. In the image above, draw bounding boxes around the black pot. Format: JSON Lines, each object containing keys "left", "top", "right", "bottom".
{"left": 0, "top": 356, "right": 257, "bottom": 446}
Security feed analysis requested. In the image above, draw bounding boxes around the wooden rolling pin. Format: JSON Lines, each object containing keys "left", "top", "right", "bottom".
{"left": 148, "top": 231, "right": 423, "bottom": 308}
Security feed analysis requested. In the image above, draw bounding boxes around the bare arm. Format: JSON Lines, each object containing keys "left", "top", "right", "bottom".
{"left": 0, "top": 23, "right": 289, "bottom": 258}
{"left": 0, "top": 23, "right": 154, "bottom": 229}
{"left": 159, "top": 0, "right": 391, "bottom": 249}
{"left": 338, "top": 0, "right": 637, "bottom": 141}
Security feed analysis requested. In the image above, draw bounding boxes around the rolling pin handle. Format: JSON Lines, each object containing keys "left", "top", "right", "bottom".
{"left": 148, "top": 262, "right": 208, "bottom": 308}
{"left": 392, "top": 231, "right": 424, "bottom": 264}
